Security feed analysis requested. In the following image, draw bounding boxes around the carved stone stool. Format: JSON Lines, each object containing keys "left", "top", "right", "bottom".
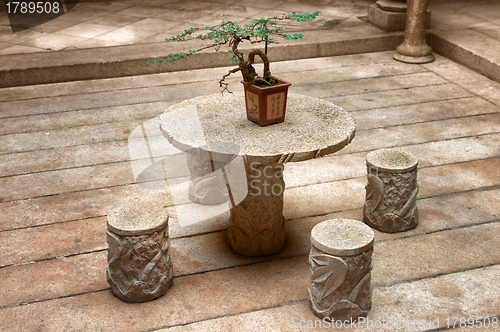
{"left": 364, "top": 149, "right": 418, "bottom": 233}
{"left": 394, "top": 0, "right": 434, "bottom": 63}
{"left": 308, "top": 219, "right": 374, "bottom": 321}
{"left": 106, "top": 202, "right": 173, "bottom": 302}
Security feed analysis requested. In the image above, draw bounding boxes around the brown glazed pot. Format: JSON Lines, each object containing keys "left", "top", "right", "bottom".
{"left": 241, "top": 79, "right": 291, "bottom": 127}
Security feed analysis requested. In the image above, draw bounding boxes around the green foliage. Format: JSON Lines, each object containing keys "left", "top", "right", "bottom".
{"left": 148, "top": 10, "right": 321, "bottom": 90}
{"left": 229, "top": 54, "right": 241, "bottom": 64}
{"left": 147, "top": 50, "right": 198, "bottom": 65}
{"left": 282, "top": 11, "right": 321, "bottom": 22}
{"left": 150, "top": 10, "right": 320, "bottom": 65}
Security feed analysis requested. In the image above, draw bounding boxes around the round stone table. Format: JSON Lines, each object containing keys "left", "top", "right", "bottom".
{"left": 159, "top": 93, "right": 356, "bottom": 256}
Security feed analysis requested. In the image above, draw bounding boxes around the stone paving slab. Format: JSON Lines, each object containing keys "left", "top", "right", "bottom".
{"left": 340, "top": 113, "right": 500, "bottom": 154}
{"left": 1, "top": 90, "right": 496, "bottom": 198}
{"left": 417, "top": 158, "right": 500, "bottom": 197}
{"left": 0, "top": 216, "right": 106, "bottom": 267}
{"left": 0, "top": 120, "right": 145, "bottom": 154}
{"left": 0, "top": 256, "right": 309, "bottom": 330}
{"left": 170, "top": 188, "right": 500, "bottom": 277}
{"left": 0, "top": 162, "right": 136, "bottom": 201}
{"left": 3, "top": 139, "right": 497, "bottom": 249}
{"left": 295, "top": 71, "right": 448, "bottom": 100}
{"left": 0, "top": 187, "right": 173, "bottom": 231}
{"left": 370, "top": 264, "right": 500, "bottom": 332}
{"left": 0, "top": 251, "right": 108, "bottom": 309}
{"left": 286, "top": 133, "right": 500, "bottom": 188}
{"left": 157, "top": 265, "right": 499, "bottom": 332}
{"left": 0, "top": 102, "right": 173, "bottom": 136}
{"left": 373, "top": 222, "right": 500, "bottom": 285}
{"left": 0, "top": 87, "right": 181, "bottom": 118}
{"left": 330, "top": 83, "right": 474, "bottom": 111}
{"left": 3, "top": 174, "right": 497, "bottom": 272}
{"left": 0, "top": 140, "right": 131, "bottom": 177}
{"left": 422, "top": 54, "right": 500, "bottom": 107}
{"left": 280, "top": 62, "right": 428, "bottom": 88}
{"left": 352, "top": 97, "right": 500, "bottom": 130}
{"left": 3, "top": 97, "right": 497, "bottom": 181}
{"left": 285, "top": 157, "right": 500, "bottom": 222}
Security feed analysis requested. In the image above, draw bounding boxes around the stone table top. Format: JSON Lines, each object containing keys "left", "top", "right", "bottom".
{"left": 311, "top": 219, "right": 375, "bottom": 256}
{"left": 159, "top": 93, "right": 356, "bottom": 164}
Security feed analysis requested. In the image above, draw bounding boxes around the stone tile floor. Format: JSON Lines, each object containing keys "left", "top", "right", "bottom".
{"left": 1, "top": 50, "right": 499, "bottom": 331}
{"left": 0, "top": 0, "right": 373, "bottom": 53}
{"left": 0, "top": 0, "right": 499, "bottom": 56}
{"left": 0, "top": 0, "right": 499, "bottom": 331}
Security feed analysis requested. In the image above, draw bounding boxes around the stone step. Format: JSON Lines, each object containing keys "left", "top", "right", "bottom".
{"left": 429, "top": 29, "right": 500, "bottom": 83}
{"left": 0, "top": 24, "right": 405, "bottom": 88}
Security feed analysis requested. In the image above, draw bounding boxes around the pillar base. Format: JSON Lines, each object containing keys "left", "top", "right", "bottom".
{"left": 393, "top": 52, "right": 435, "bottom": 63}
{"left": 368, "top": 3, "right": 407, "bottom": 32}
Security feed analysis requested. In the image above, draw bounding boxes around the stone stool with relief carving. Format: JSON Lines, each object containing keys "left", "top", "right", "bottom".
{"left": 308, "top": 219, "right": 374, "bottom": 321}
{"left": 106, "top": 201, "right": 173, "bottom": 302}
{"left": 363, "top": 148, "right": 419, "bottom": 233}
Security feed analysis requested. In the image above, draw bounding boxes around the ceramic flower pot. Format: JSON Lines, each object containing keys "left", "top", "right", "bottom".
{"left": 241, "top": 79, "right": 291, "bottom": 127}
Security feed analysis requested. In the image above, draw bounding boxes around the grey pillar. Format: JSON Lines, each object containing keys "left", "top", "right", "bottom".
{"left": 394, "top": 0, "right": 435, "bottom": 63}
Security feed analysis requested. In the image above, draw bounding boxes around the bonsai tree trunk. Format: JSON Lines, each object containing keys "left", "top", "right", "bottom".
{"left": 240, "top": 49, "right": 277, "bottom": 86}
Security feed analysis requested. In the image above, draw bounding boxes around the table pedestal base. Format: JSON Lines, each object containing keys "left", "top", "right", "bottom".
{"left": 226, "top": 161, "right": 286, "bottom": 256}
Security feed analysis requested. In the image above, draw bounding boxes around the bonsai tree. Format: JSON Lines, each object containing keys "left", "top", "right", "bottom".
{"left": 148, "top": 11, "right": 321, "bottom": 93}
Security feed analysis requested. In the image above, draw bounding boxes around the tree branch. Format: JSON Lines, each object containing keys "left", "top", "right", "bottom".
{"left": 219, "top": 67, "right": 241, "bottom": 94}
